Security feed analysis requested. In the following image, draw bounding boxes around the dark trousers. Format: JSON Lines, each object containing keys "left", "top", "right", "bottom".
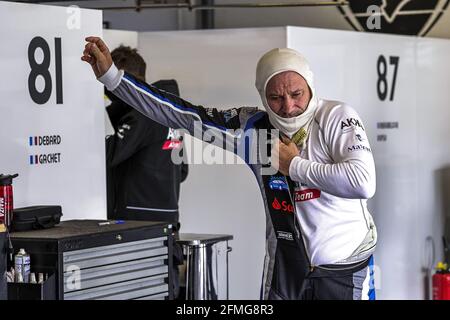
{"left": 298, "top": 256, "right": 376, "bottom": 300}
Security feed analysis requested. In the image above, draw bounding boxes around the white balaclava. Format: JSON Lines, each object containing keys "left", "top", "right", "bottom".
{"left": 255, "top": 48, "right": 318, "bottom": 140}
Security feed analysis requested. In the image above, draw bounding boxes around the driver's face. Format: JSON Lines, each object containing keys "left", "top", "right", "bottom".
{"left": 266, "top": 71, "right": 311, "bottom": 118}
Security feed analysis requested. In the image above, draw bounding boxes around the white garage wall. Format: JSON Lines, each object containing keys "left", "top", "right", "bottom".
{"left": 103, "top": 29, "right": 138, "bottom": 50}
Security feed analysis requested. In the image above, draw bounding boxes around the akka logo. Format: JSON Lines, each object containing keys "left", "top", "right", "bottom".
{"left": 162, "top": 140, "right": 182, "bottom": 150}
{"left": 295, "top": 189, "right": 321, "bottom": 202}
{"left": 166, "top": 128, "right": 179, "bottom": 140}
{"left": 272, "top": 198, "right": 294, "bottom": 213}
{"left": 163, "top": 128, "right": 183, "bottom": 150}
{"left": 341, "top": 118, "right": 365, "bottom": 131}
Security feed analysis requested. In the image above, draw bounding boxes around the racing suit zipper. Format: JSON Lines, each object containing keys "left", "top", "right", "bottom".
{"left": 285, "top": 178, "right": 315, "bottom": 272}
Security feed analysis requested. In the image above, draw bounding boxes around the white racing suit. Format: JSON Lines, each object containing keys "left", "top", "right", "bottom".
{"left": 99, "top": 64, "right": 377, "bottom": 300}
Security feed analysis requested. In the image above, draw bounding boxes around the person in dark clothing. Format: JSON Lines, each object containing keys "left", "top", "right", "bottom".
{"left": 105, "top": 46, "right": 188, "bottom": 299}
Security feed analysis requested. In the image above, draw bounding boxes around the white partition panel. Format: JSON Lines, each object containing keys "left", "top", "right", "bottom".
{"left": 137, "top": 26, "right": 450, "bottom": 299}
{"left": 0, "top": 1, "right": 106, "bottom": 220}
{"left": 103, "top": 29, "right": 138, "bottom": 51}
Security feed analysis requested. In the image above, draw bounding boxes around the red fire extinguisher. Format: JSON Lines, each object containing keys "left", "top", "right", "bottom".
{"left": 432, "top": 262, "right": 450, "bottom": 300}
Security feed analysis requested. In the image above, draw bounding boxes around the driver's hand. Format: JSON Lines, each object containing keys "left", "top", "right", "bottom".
{"left": 81, "top": 36, "right": 113, "bottom": 78}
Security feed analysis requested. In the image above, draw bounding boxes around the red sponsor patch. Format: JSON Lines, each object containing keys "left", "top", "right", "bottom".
{"left": 162, "top": 140, "right": 182, "bottom": 150}
{"left": 272, "top": 197, "right": 294, "bottom": 213}
{"left": 294, "top": 189, "right": 321, "bottom": 202}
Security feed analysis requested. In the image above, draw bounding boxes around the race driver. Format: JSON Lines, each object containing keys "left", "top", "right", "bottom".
{"left": 82, "top": 37, "right": 377, "bottom": 300}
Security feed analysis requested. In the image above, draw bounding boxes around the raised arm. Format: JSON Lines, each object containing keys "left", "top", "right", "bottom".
{"left": 82, "top": 37, "right": 259, "bottom": 151}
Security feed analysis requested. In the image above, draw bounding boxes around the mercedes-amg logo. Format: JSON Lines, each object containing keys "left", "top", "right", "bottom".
{"left": 337, "top": 0, "right": 450, "bottom": 36}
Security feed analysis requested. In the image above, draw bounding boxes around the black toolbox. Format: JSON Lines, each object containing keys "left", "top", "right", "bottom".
{"left": 9, "top": 220, "right": 173, "bottom": 300}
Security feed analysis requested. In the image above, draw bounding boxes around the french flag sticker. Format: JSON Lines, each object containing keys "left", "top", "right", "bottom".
{"left": 29, "top": 136, "right": 33, "bottom": 146}
{"left": 30, "top": 155, "right": 34, "bottom": 165}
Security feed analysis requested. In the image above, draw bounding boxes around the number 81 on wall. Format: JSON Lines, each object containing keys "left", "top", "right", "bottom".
{"left": 28, "top": 36, "right": 63, "bottom": 105}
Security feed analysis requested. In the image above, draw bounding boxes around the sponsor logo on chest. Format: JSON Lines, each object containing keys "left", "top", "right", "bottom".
{"left": 276, "top": 231, "right": 294, "bottom": 241}
{"left": 162, "top": 128, "right": 182, "bottom": 150}
{"left": 272, "top": 197, "right": 294, "bottom": 213}
{"left": 294, "top": 189, "right": 321, "bottom": 202}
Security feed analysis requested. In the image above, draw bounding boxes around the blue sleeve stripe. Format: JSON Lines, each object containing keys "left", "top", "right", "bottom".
{"left": 238, "top": 112, "right": 266, "bottom": 165}
{"left": 123, "top": 75, "right": 233, "bottom": 135}
{"left": 244, "top": 112, "right": 265, "bottom": 131}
